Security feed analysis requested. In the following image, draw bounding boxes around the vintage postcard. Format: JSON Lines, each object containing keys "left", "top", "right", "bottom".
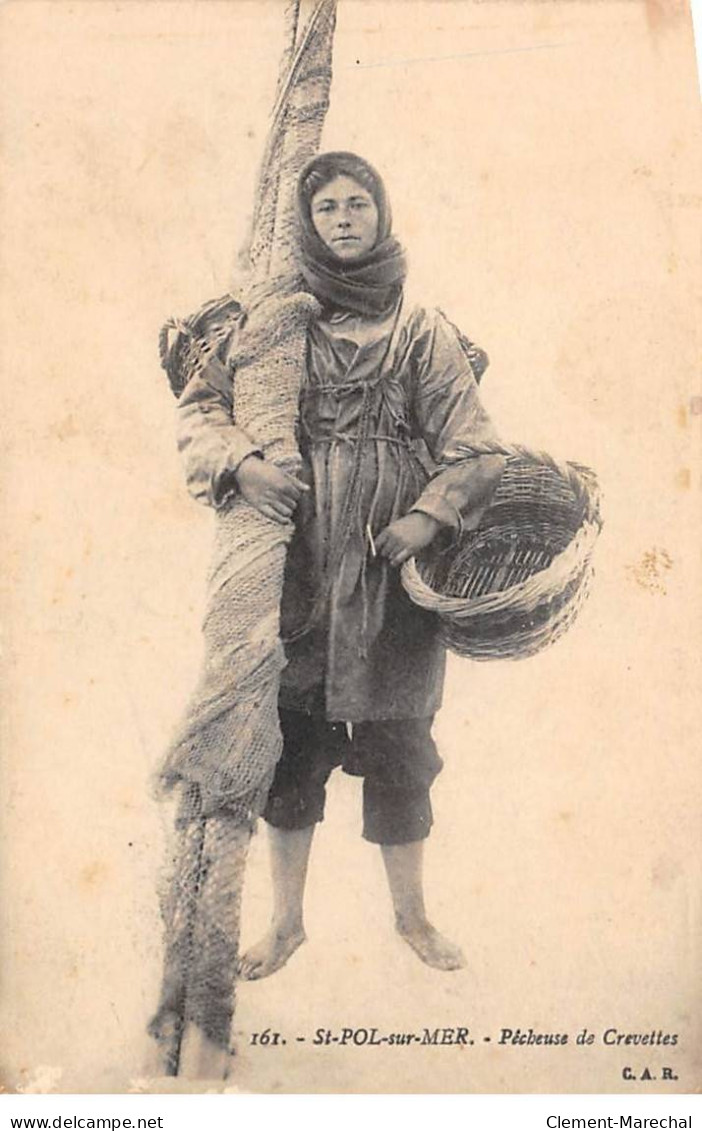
{"left": 0, "top": 0, "right": 700, "bottom": 1095}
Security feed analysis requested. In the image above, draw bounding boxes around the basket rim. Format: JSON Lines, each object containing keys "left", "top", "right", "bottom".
{"left": 439, "top": 565, "right": 594, "bottom": 660}
{"left": 402, "top": 515, "right": 601, "bottom": 621}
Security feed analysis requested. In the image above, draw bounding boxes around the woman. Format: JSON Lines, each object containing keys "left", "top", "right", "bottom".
{"left": 177, "top": 151, "right": 505, "bottom": 981}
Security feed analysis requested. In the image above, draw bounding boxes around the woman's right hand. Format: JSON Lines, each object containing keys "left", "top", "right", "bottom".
{"left": 235, "top": 454, "right": 309, "bottom": 524}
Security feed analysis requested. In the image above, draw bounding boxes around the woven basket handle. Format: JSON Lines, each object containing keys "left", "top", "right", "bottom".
{"left": 454, "top": 440, "right": 601, "bottom": 524}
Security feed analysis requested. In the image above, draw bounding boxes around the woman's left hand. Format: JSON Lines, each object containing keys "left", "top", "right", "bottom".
{"left": 375, "top": 512, "right": 442, "bottom": 568}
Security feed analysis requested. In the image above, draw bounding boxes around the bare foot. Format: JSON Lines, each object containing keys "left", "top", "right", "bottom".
{"left": 396, "top": 916, "right": 466, "bottom": 971}
{"left": 238, "top": 923, "right": 306, "bottom": 981}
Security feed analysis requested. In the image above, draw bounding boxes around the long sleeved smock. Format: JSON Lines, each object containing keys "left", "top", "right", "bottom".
{"left": 176, "top": 299, "right": 504, "bottom": 722}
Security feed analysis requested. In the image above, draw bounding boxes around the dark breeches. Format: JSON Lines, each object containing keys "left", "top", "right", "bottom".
{"left": 262, "top": 709, "right": 443, "bottom": 845}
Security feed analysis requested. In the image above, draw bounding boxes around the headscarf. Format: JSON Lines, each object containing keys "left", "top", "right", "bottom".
{"left": 297, "top": 151, "right": 407, "bottom": 318}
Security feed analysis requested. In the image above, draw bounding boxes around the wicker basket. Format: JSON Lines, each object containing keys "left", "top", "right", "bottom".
{"left": 401, "top": 443, "right": 602, "bottom": 660}
{"left": 159, "top": 293, "right": 244, "bottom": 398}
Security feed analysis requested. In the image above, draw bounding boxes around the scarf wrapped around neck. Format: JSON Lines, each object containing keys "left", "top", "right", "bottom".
{"left": 297, "top": 151, "right": 407, "bottom": 318}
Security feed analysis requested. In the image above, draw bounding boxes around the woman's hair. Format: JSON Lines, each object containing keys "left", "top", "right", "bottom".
{"left": 298, "top": 151, "right": 391, "bottom": 243}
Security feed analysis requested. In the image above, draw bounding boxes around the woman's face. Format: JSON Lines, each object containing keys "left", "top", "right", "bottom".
{"left": 310, "top": 175, "right": 380, "bottom": 260}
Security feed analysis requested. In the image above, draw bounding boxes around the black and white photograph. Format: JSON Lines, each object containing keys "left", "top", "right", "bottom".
{"left": 0, "top": 0, "right": 700, "bottom": 1097}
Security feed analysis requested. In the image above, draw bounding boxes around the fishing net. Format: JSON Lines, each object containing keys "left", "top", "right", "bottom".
{"left": 149, "top": 0, "right": 338, "bottom": 1067}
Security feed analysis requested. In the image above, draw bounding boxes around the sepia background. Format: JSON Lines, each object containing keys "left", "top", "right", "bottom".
{"left": 0, "top": 0, "right": 700, "bottom": 1094}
